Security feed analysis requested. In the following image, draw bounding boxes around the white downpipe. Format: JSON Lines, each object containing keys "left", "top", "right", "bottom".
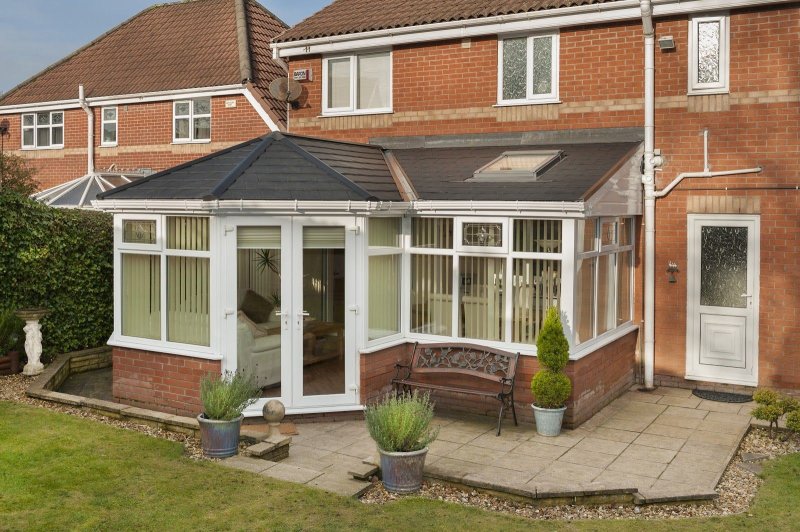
{"left": 78, "top": 85, "right": 94, "bottom": 175}
{"left": 640, "top": 0, "right": 656, "bottom": 390}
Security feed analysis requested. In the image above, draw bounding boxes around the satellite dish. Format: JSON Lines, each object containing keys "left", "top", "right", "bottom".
{"left": 269, "top": 77, "right": 303, "bottom": 103}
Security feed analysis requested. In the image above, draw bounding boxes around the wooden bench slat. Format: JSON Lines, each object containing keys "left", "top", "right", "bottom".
{"left": 393, "top": 379, "right": 499, "bottom": 398}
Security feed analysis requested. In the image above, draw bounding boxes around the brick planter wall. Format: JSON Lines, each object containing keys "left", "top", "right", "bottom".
{"left": 359, "top": 330, "right": 638, "bottom": 429}
{"left": 112, "top": 348, "right": 220, "bottom": 417}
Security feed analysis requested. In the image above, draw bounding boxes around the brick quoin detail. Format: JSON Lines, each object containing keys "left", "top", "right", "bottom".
{"left": 360, "top": 331, "right": 636, "bottom": 429}
{"left": 112, "top": 348, "right": 220, "bottom": 417}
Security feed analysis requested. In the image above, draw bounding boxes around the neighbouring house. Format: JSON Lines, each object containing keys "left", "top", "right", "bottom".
{"left": 0, "top": 0, "right": 288, "bottom": 202}
{"left": 96, "top": 0, "right": 799, "bottom": 425}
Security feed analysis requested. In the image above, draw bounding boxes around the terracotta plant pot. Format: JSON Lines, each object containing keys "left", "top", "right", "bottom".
{"left": 0, "top": 351, "right": 21, "bottom": 376}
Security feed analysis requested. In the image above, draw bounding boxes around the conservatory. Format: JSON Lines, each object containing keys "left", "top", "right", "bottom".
{"left": 95, "top": 130, "right": 643, "bottom": 424}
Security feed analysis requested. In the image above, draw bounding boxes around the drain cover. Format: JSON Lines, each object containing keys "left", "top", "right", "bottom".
{"left": 692, "top": 389, "right": 753, "bottom": 403}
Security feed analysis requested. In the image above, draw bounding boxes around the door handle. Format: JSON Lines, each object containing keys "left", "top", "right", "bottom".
{"left": 741, "top": 294, "right": 752, "bottom": 298}
{"left": 296, "top": 311, "right": 310, "bottom": 329}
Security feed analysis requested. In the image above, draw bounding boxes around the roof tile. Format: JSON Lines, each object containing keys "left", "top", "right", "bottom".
{"left": 275, "top": 0, "right": 624, "bottom": 42}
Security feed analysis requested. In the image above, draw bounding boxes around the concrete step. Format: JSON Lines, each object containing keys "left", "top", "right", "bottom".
{"left": 243, "top": 434, "right": 292, "bottom": 462}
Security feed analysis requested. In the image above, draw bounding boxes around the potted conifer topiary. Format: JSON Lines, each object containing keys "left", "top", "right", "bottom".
{"left": 530, "top": 306, "right": 572, "bottom": 436}
{"left": 197, "top": 371, "right": 261, "bottom": 458}
{"left": 365, "top": 391, "right": 439, "bottom": 494}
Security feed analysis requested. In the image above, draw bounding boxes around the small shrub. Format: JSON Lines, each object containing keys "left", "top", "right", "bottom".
{"left": 753, "top": 388, "right": 780, "bottom": 406}
{"left": 778, "top": 396, "right": 799, "bottom": 414}
{"left": 536, "top": 307, "right": 569, "bottom": 372}
{"left": 365, "top": 391, "right": 438, "bottom": 453}
{"left": 199, "top": 371, "right": 260, "bottom": 421}
{"left": 786, "top": 410, "right": 800, "bottom": 433}
{"left": 752, "top": 404, "right": 784, "bottom": 438}
{"left": 530, "top": 370, "right": 572, "bottom": 409}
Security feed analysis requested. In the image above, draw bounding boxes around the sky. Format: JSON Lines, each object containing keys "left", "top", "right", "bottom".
{"left": 0, "top": 1, "right": 330, "bottom": 94}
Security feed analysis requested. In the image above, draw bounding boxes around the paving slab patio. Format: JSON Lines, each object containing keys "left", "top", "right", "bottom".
{"left": 226, "top": 385, "right": 753, "bottom": 501}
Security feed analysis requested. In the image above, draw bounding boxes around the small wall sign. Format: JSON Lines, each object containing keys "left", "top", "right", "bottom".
{"left": 292, "top": 68, "right": 312, "bottom": 82}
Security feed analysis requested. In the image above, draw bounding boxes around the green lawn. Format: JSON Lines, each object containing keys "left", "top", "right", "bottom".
{"left": 1, "top": 402, "right": 798, "bottom": 531}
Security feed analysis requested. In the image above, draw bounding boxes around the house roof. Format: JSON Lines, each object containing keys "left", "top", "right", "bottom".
{"left": 274, "top": 0, "right": 623, "bottom": 43}
{"left": 0, "top": 0, "right": 288, "bottom": 127}
{"left": 390, "top": 142, "right": 642, "bottom": 202}
{"left": 98, "top": 132, "right": 401, "bottom": 202}
{"left": 97, "top": 130, "right": 642, "bottom": 204}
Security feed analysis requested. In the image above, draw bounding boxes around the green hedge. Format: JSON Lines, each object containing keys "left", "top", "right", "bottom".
{"left": 0, "top": 192, "right": 113, "bottom": 362}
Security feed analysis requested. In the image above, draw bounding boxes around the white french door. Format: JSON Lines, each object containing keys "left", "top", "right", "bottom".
{"left": 686, "top": 215, "right": 759, "bottom": 386}
{"left": 291, "top": 217, "right": 358, "bottom": 408}
{"left": 225, "top": 216, "right": 358, "bottom": 415}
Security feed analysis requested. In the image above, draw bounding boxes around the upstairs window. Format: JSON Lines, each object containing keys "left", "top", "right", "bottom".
{"left": 323, "top": 51, "right": 391, "bottom": 115}
{"left": 688, "top": 14, "right": 729, "bottom": 94}
{"left": 22, "top": 111, "right": 64, "bottom": 149}
{"left": 101, "top": 107, "right": 118, "bottom": 146}
{"left": 498, "top": 33, "right": 559, "bottom": 105}
{"left": 173, "top": 98, "right": 211, "bottom": 142}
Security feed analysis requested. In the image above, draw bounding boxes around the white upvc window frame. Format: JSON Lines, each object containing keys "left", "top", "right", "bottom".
{"left": 321, "top": 50, "right": 393, "bottom": 116}
{"left": 497, "top": 31, "right": 560, "bottom": 106}
{"left": 688, "top": 13, "right": 730, "bottom": 95}
{"left": 573, "top": 216, "right": 635, "bottom": 348}
{"left": 21, "top": 110, "right": 64, "bottom": 150}
{"left": 365, "top": 216, "right": 405, "bottom": 347}
{"left": 173, "top": 98, "right": 211, "bottom": 143}
{"left": 113, "top": 214, "right": 216, "bottom": 358}
{"left": 456, "top": 217, "right": 509, "bottom": 254}
{"left": 101, "top": 106, "right": 118, "bottom": 147}
{"left": 406, "top": 215, "right": 569, "bottom": 354}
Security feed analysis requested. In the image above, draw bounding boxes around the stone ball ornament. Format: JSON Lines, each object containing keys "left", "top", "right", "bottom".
{"left": 262, "top": 399, "right": 286, "bottom": 425}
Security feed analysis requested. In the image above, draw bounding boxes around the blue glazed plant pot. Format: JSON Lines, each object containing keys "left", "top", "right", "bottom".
{"left": 379, "top": 447, "right": 428, "bottom": 494}
{"left": 532, "top": 405, "right": 567, "bottom": 437}
{"left": 197, "top": 414, "right": 243, "bottom": 458}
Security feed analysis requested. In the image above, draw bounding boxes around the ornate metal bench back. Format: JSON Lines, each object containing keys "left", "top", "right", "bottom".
{"left": 411, "top": 343, "right": 518, "bottom": 383}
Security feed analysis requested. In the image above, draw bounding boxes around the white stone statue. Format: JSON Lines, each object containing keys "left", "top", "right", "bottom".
{"left": 17, "top": 309, "right": 47, "bottom": 376}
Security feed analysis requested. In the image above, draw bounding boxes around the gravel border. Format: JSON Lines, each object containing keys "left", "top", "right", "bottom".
{"left": 360, "top": 428, "right": 799, "bottom": 521}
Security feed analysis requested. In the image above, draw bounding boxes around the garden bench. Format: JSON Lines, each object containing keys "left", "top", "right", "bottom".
{"left": 392, "top": 342, "right": 519, "bottom": 436}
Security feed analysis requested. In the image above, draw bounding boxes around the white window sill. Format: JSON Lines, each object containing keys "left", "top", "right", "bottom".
{"left": 687, "top": 89, "right": 729, "bottom": 96}
{"left": 361, "top": 335, "right": 406, "bottom": 354}
{"left": 171, "top": 139, "right": 211, "bottom": 145}
{"left": 494, "top": 100, "right": 561, "bottom": 107}
{"left": 571, "top": 322, "right": 639, "bottom": 361}
{"left": 21, "top": 145, "right": 64, "bottom": 151}
{"left": 100, "top": 143, "right": 118, "bottom": 148}
{"left": 108, "top": 335, "right": 222, "bottom": 361}
{"left": 319, "top": 109, "right": 393, "bottom": 118}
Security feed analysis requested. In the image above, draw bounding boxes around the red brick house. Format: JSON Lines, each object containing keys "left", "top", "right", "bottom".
{"left": 96, "top": 0, "right": 798, "bottom": 425}
{"left": 0, "top": 0, "right": 288, "bottom": 200}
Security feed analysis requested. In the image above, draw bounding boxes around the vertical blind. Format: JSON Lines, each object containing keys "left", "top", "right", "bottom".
{"left": 512, "top": 258, "right": 561, "bottom": 344}
{"left": 368, "top": 255, "right": 400, "bottom": 340}
{"left": 513, "top": 219, "right": 561, "bottom": 253}
{"left": 369, "top": 217, "right": 401, "bottom": 247}
{"left": 412, "top": 218, "right": 453, "bottom": 249}
{"left": 121, "top": 254, "right": 160, "bottom": 339}
{"left": 411, "top": 254, "right": 453, "bottom": 335}
{"left": 167, "top": 256, "right": 210, "bottom": 346}
{"left": 460, "top": 256, "right": 504, "bottom": 341}
{"left": 167, "top": 217, "right": 209, "bottom": 251}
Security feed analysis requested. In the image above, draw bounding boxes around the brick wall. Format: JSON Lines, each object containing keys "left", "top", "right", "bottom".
{"left": 291, "top": 4, "right": 799, "bottom": 391}
{"left": 112, "top": 348, "right": 220, "bottom": 417}
{"left": 360, "top": 331, "right": 637, "bottom": 429}
{"left": 4, "top": 94, "right": 271, "bottom": 190}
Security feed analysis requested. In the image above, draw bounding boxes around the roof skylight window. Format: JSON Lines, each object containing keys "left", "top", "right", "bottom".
{"left": 469, "top": 150, "right": 564, "bottom": 182}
